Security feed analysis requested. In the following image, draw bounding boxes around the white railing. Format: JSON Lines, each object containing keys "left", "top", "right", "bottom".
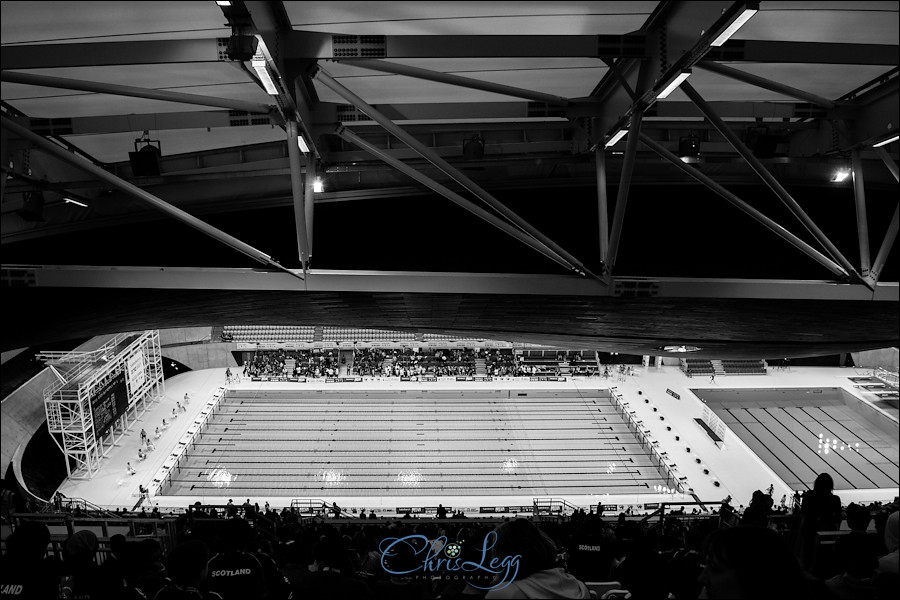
{"left": 875, "top": 367, "right": 899, "bottom": 388}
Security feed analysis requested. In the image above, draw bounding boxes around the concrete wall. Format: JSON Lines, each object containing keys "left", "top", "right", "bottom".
{"left": 1, "top": 369, "right": 58, "bottom": 479}
{"left": 162, "top": 342, "right": 237, "bottom": 371}
{"left": 159, "top": 327, "right": 213, "bottom": 346}
{"left": 852, "top": 347, "right": 899, "bottom": 371}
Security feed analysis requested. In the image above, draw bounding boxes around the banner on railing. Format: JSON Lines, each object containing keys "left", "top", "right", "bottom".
{"left": 479, "top": 505, "right": 532, "bottom": 514}
{"left": 530, "top": 376, "right": 567, "bottom": 382}
{"left": 666, "top": 389, "right": 680, "bottom": 400}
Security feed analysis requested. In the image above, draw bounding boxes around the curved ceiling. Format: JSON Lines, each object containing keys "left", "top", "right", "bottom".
{"left": 1, "top": 2, "right": 898, "bottom": 355}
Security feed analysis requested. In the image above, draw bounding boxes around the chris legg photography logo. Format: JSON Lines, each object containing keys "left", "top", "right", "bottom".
{"left": 379, "top": 531, "right": 521, "bottom": 591}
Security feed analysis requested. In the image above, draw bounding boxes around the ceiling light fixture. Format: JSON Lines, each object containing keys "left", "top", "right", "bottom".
{"left": 657, "top": 70, "right": 692, "bottom": 100}
{"left": 297, "top": 135, "right": 309, "bottom": 153}
{"left": 215, "top": 0, "right": 232, "bottom": 6}
{"left": 313, "top": 177, "right": 324, "bottom": 193}
{"left": 605, "top": 129, "right": 628, "bottom": 148}
{"left": 873, "top": 134, "right": 899, "bottom": 148}
{"left": 710, "top": 4, "right": 759, "bottom": 47}
{"left": 251, "top": 51, "right": 279, "bottom": 95}
{"left": 830, "top": 169, "right": 851, "bottom": 183}
{"left": 64, "top": 197, "right": 88, "bottom": 208}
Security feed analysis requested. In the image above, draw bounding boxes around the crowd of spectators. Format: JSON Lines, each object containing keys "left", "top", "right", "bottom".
{"left": 350, "top": 348, "right": 385, "bottom": 377}
{"left": 243, "top": 350, "right": 341, "bottom": 379}
{"left": 483, "top": 349, "right": 516, "bottom": 377}
{"left": 239, "top": 347, "right": 613, "bottom": 380}
{"left": 383, "top": 348, "right": 478, "bottom": 378}
{"left": 6, "top": 480, "right": 897, "bottom": 600}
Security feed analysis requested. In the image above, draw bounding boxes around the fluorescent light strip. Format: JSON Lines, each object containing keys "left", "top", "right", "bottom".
{"left": 605, "top": 129, "right": 628, "bottom": 148}
{"left": 873, "top": 134, "right": 899, "bottom": 148}
{"left": 711, "top": 7, "right": 758, "bottom": 47}
{"left": 64, "top": 198, "right": 88, "bottom": 208}
{"left": 657, "top": 71, "right": 691, "bottom": 99}
{"left": 251, "top": 54, "right": 279, "bottom": 96}
{"left": 215, "top": 1, "right": 232, "bottom": 6}
{"left": 297, "top": 135, "right": 309, "bottom": 153}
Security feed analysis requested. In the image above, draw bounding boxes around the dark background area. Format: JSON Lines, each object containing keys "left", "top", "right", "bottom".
{"left": 4, "top": 183, "right": 897, "bottom": 281}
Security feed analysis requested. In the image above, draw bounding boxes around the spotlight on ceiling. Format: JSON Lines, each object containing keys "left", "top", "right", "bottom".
{"left": 313, "top": 177, "right": 324, "bottom": 193}
{"left": 226, "top": 33, "right": 257, "bottom": 62}
{"left": 830, "top": 169, "right": 851, "bottom": 183}
{"left": 129, "top": 131, "right": 162, "bottom": 177}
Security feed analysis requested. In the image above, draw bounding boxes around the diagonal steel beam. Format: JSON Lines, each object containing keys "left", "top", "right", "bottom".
{"left": 850, "top": 148, "right": 871, "bottom": 276}
{"left": 337, "top": 59, "right": 571, "bottom": 106}
{"left": 681, "top": 81, "right": 859, "bottom": 281}
{"left": 304, "top": 155, "right": 315, "bottom": 263}
{"left": 0, "top": 115, "right": 301, "bottom": 280}
{"left": 286, "top": 120, "right": 310, "bottom": 271}
{"left": 596, "top": 147, "right": 610, "bottom": 265}
{"left": 606, "top": 109, "right": 643, "bottom": 275}
{"left": 639, "top": 134, "right": 846, "bottom": 279}
{"left": 336, "top": 126, "right": 576, "bottom": 273}
{"left": 697, "top": 61, "right": 837, "bottom": 109}
{"left": 875, "top": 146, "right": 900, "bottom": 182}
{"left": 313, "top": 66, "right": 597, "bottom": 279}
{"left": 1, "top": 71, "right": 273, "bottom": 114}
{"left": 870, "top": 206, "right": 899, "bottom": 285}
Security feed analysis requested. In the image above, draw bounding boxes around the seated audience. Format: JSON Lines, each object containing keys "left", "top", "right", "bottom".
{"left": 877, "top": 511, "right": 899, "bottom": 574}
{"left": 155, "top": 540, "right": 223, "bottom": 600}
{"left": 485, "top": 518, "right": 589, "bottom": 599}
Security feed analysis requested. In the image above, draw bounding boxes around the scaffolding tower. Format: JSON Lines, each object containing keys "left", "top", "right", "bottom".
{"left": 39, "top": 330, "right": 165, "bottom": 479}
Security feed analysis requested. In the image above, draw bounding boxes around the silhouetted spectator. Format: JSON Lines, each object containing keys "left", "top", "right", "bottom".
{"left": 877, "top": 511, "right": 899, "bottom": 575}
{"left": 698, "top": 526, "right": 809, "bottom": 599}
{"left": 485, "top": 518, "right": 589, "bottom": 599}
{"left": 797, "top": 473, "right": 842, "bottom": 570}
{"left": 133, "top": 538, "right": 168, "bottom": 599}
{"left": 60, "top": 530, "right": 102, "bottom": 599}
{"left": 740, "top": 490, "right": 774, "bottom": 527}
{"left": 0, "top": 520, "right": 61, "bottom": 599}
{"left": 296, "top": 535, "right": 373, "bottom": 599}
{"left": 826, "top": 532, "right": 878, "bottom": 599}
{"left": 207, "top": 517, "right": 291, "bottom": 600}
{"left": 155, "top": 540, "right": 223, "bottom": 600}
